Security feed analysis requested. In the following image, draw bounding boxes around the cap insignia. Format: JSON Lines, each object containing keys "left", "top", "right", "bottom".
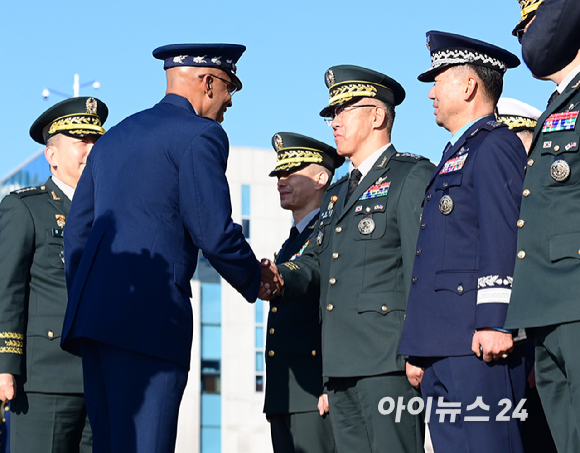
{"left": 192, "top": 55, "right": 207, "bottom": 64}
{"left": 86, "top": 98, "right": 97, "bottom": 115}
{"left": 329, "top": 84, "right": 378, "bottom": 106}
{"left": 173, "top": 55, "right": 187, "bottom": 64}
{"left": 274, "top": 134, "right": 284, "bottom": 151}
{"left": 426, "top": 35, "right": 431, "bottom": 50}
{"left": 211, "top": 56, "right": 222, "bottom": 66}
{"left": 326, "top": 69, "right": 336, "bottom": 87}
{"left": 430, "top": 49, "right": 507, "bottom": 74}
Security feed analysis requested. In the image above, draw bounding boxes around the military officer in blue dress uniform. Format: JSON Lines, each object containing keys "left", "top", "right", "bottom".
{"left": 505, "top": 1, "right": 580, "bottom": 451}
{"left": 265, "top": 132, "right": 342, "bottom": 453}
{"left": 398, "top": 32, "right": 528, "bottom": 453}
{"left": 0, "top": 97, "right": 108, "bottom": 452}
{"left": 61, "top": 44, "right": 263, "bottom": 453}
{"left": 263, "top": 65, "right": 434, "bottom": 453}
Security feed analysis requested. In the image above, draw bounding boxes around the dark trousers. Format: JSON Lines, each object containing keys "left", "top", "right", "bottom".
{"left": 80, "top": 340, "right": 188, "bottom": 453}
{"left": 10, "top": 392, "right": 91, "bottom": 453}
{"left": 326, "top": 373, "right": 424, "bottom": 453}
{"left": 270, "top": 411, "right": 336, "bottom": 453}
{"left": 421, "top": 353, "right": 527, "bottom": 453}
{"left": 534, "top": 321, "right": 580, "bottom": 453}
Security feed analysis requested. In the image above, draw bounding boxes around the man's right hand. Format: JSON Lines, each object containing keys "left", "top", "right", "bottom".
{"left": 406, "top": 362, "right": 424, "bottom": 388}
{"left": 259, "top": 259, "right": 283, "bottom": 300}
{"left": 0, "top": 373, "right": 16, "bottom": 402}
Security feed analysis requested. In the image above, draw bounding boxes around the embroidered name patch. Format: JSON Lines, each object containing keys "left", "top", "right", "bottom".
{"left": 542, "top": 111, "right": 579, "bottom": 133}
{"left": 440, "top": 154, "right": 468, "bottom": 174}
{"left": 290, "top": 239, "right": 310, "bottom": 261}
{"left": 359, "top": 182, "right": 391, "bottom": 200}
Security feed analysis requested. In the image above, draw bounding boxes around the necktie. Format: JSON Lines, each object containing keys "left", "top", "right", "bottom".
{"left": 288, "top": 226, "right": 300, "bottom": 242}
{"left": 547, "top": 90, "right": 559, "bottom": 108}
{"left": 345, "top": 168, "right": 362, "bottom": 203}
{"left": 441, "top": 142, "right": 452, "bottom": 159}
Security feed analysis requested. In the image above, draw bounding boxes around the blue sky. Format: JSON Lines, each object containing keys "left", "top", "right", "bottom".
{"left": 1, "top": 0, "right": 553, "bottom": 178}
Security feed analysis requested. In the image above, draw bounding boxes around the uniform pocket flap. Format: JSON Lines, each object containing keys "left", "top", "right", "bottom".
{"left": 549, "top": 232, "right": 580, "bottom": 262}
{"left": 434, "top": 173, "right": 463, "bottom": 191}
{"left": 356, "top": 292, "right": 406, "bottom": 315}
{"left": 435, "top": 270, "right": 478, "bottom": 294}
{"left": 26, "top": 317, "right": 63, "bottom": 340}
{"left": 174, "top": 262, "right": 192, "bottom": 297}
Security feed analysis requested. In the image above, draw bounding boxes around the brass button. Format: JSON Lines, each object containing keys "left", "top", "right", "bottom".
{"left": 332, "top": 252, "right": 339, "bottom": 259}
{"left": 457, "top": 285, "right": 464, "bottom": 293}
{"left": 311, "top": 350, "right": 317, "bottom": 356}
{"left": 269, "top": 328, "right": 275, "bottom": 335}
{"left": 412, "top": 277, "right": 418, "bottom": 284}
{"left": 335, "top": 226, "right": 342, "bottom": 233}
{"left": 268, "top": 350, "right": 275, "bottom": 357}
{"left": 327, "top": 304, "right": 334, "bottom": 311}
{"left": 47, "top": 331, "right": 54, "bottom": 338}
{"left": 518, "top": 251, "right": 526, "bottom": 259}
{"left": 271, "top": 306, "right": 278, "bottom": 313}
{"left": 554, "top": 145, "right": 560, "bottom": 152}
{"left": 366, "top": 207, "right": 371, "bottom": 213}
{"left": 528, "top": 159, "right": 534, "bottom": 167}
{"left": 329, "top": 278, "right": 336, "bottom": 285}
{"left": 381, "top": 305, "right": 388, "bottom": 312}
{"left": 523, "top": 189, "right": 531, "bottom": 197}
{"left": 517, "top": 220, "right": 525, "bottom": 228}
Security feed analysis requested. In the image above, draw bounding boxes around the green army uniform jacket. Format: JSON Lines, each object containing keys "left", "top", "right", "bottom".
{"left": 277, "top": 145, "right": 434, "bottom": 379}
{"left": 265, "top": 216, "right": 324, "bottom": 415}
{"left": 0, "top": 177, "right": 84, "bottom": 393}
{"left": 506, "top": 71, "right": 580, "bottom": 329}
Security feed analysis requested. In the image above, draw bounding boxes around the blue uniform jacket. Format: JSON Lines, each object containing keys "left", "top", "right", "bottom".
{"left": 61, "top": 94, "right": 260, "bottom": 368}
{"left": 399, "top": 116, "right": 527, "bottom": 358}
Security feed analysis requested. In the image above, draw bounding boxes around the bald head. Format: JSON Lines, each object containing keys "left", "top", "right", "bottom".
{"left": 165, "top": 66, "right": 234, "bottom": 123}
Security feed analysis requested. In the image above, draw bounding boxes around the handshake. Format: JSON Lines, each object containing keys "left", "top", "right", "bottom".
{"left": 259, "top": 259, "right": 283, "bottom": 300}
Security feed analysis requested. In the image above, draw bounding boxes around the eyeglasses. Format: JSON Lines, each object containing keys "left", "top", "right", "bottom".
{"left": 516, "top": 29, "right": 526, "bottom": 44}
{"left": 199, "top": 73, "right": 238, "bottom": 95}
{"left": 324, "top": 104, "right": 377, "bottom": 126}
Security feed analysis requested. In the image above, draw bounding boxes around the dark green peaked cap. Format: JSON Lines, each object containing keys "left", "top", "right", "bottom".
{"left": 269, "top": 132, "right": 344, "bottom": 177}
{"left": 30, "top": 97, "right": 108, "bottom": 145}
{"left": 320, "top": 65, "right": 406, "bottom": 117}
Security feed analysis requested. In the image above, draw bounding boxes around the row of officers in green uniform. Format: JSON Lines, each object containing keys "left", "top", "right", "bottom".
{"left": 0, "top": 0, "right": 579, "bottom": 452}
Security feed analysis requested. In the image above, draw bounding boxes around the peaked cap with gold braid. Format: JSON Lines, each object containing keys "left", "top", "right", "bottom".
{"left": 496, "top": 97, "right": 541, "bottom": 132}
{"left": 319, "top": 65, "right": 406, "bottom": 118}
{"left": 30, "top": 96, "right": 108, "bottom": 145}
{"left": 269, "top": 132, "right": 345, "bottom": 177}
{"left": 512, "top": 0, "right": 544, "bottom": 36}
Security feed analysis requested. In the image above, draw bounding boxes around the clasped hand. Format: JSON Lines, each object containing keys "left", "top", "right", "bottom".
{"left": 259, "top": 259, "right": 283, "bottom": 300}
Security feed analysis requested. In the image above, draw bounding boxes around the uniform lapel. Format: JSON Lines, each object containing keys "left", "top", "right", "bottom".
{"left": 338, "top": 145, "right": 395, "bottom": 222}
{"left": 45, "top": 178, "right": 71, "bottom": 215}
{"left": 428, "top": 116, "right": 492, "bottom": 188}
{"left": 530, "top": 73, "right": 580, "bottom": 153}
{"left": 276, "top": 217, "right": 318, "bottom": 264}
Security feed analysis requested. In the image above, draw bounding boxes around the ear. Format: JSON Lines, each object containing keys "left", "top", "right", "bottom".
{"left": 44, "top": 145, "right": 58, "bottom": 169}
{"left": 371, "top": 105, "right": 387, "bottom": 129}
{"left": 464, "top": 76, "right": 478, "bottom": 100}
{"left": 315, "top": 170, "right": 330, "bottom": 189}
{"left": 202, "top": 74, "right": 214, "bottom": 98}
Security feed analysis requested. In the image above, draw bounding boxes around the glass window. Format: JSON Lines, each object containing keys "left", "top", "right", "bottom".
{"left": 241, "top": 184, "right": 251, "bottom": 216}
{"left": 256, "top": 352, "right": 264, "bottom": 373}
